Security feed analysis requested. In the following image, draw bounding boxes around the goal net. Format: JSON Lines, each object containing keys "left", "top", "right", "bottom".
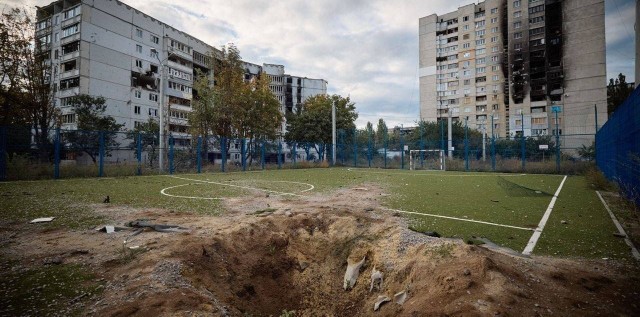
{"left": 409, "top": 150, "right": 446, "bottom": 171}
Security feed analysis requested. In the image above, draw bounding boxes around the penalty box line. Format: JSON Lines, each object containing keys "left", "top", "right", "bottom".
{"left": 166, "top": 175, "right": 310, "bottom": 198}
{"left": 522, "top": 175, "right": 568, "bottom": 255}
{"left": 379, "top": 207, "right": 535, "bottom": 231}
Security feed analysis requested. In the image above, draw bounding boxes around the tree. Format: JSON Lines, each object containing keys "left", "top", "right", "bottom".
{"left": 607, "top": 73, "right": 634, "bottom": 115}
{"left": 0, "top": 8, "right": 59, "bottom": 161}
{"left": 375, "top": 118, "right": 388, "bottom": 147}
{"left": 577, "top": 141, "right": 595, "bottom": 162}
{"left": 126, "top": 118, "right": 159, "bottom": 167}
{"left": 66, "top": 95, "right": 123, "bottom": 163}
{"left": 284, "top": 94, "right": 357, "bottom": 160}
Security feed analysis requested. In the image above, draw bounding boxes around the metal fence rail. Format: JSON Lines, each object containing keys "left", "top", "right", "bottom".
{"left": 597, "top": 86, "right": 640, "bottom": 205}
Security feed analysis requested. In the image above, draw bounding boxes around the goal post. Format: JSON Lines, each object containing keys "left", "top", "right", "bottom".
{"left": 409, "top": 149, "right": 446, "bottom": 171}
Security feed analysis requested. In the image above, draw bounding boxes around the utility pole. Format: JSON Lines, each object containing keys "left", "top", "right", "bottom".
{"left": 332, "top": 100, "right": 336, "bottom": 165}
{"left": 481, "top": 121, "right": 486, "bottom": 162}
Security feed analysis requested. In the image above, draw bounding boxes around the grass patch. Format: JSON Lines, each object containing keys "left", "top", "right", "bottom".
{"left": 0, "top": 262, "right": 103, "bottom": 316}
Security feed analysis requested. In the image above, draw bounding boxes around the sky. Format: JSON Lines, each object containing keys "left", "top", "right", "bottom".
{"left": 4, "top": 0, "right": 637, "bottom": 128}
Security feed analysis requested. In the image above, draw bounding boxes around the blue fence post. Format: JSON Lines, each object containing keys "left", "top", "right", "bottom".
{"left": 197, "top": 136, "right": 202, "bottom": 174}
{"left": 491, "top": 116, "right": 496, "bottom": 171}
{"left": 261, "top": 139, "right": 266, "bottom": 170}
{"left": 292, "top": 142, "right": 297, "bottom": 167}
{"left": 137, "top": 132, "right": 142, "bottom": 175}
{"left": 384, "top": 131, "right": 388, "bottom": 169}
{"left": 420, "top": 124, "right": 425, "bottom": 168}
{"left": 367, "top": 131, "right": 372, "bottom": 168}
{"left": 221, "top": 137, "right": 226, "bottom": 172}
{"left": 440, "top": 119, "right": 445, "bottom": 154}
{"left": 555, "top": 111, "right": 560, "bottom": 172}
{"left": 277, "top": 141, "right": 282, "bottom": 169}
{"left": 98, "top": 131, "right": 105, "bottom": 177}
{"left": 353, "top": 130, "right": 357, "bottom": 167}
{"left": 521, "top": 112, "right": 525, "bottom": 171}
{"left": 241, "top": 138, "right": 247, "bottom": 171}
{"left": 54, "top": 128, "right": 60, "bottom": 179}
{"left": 401, "top": 131, "right": 405, "bottom": 170}
{"left": 0, "top": 127, "right": 6, "bottom": 181}
{"left": 464, "top": 118, "right": 469, "bottom": 171}
{"left": 169, "top": 135, "right": 174, "bottom": 175}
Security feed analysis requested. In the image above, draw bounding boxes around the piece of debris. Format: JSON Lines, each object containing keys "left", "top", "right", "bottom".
{"left": 463, "top": 268, "right": 471, "bottom": 276}
{"left": 43, "top": 257, "right": 63, "bottom": 265}
{"left": 423, "top": 231, "right": 441, "bottom": 238}
{"left": 374, "top": 295, "right": 391, "bottom": 311}
{"left": 491, "top": 199, "right": 500, "bottom": 203}
{"left": 365, "top": 207, "right": 374, "bottom": 212}
{"left": 96, "top": 225, "right": 132, "bottom": 233}
{"left": 128, "top": 220, "right": 189, "bottom": 233}
{"left": 370, "top": 267, "right": 383, "bottom": 292}
{"left": 253, "top": 208, "right": 277, "bottom": 216}
{"left": 394, "top": 291, "right": 407, "bottom": 305}
{"left": 343, "top": 256, "right": 366, "bottom": 290}
{"left": 128, "top": 245, "right": 141, "bottom": 250}
{"left": 353, "top": 187, "right": 369, "bottom": 191}
{"left": 30, "top": 217, "right": 55, "bottom": 224}
{"left": 613, "top": 232, "right": 626, "bottom": 238}
{"left": 265, "top": 193, "right": 270, "bottom": 198}
{"left": 103, "top": 195, "right": 110, "bottom": 203}
{"left": 285, "top": 211, "right": 293, "bottom": 217}
{"left": 561, "top": 220, "right": 568, "bottom": 225}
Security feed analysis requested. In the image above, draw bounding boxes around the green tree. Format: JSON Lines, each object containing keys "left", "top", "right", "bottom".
{"left": 0, "top": 8, "right": 58, "bottom": 161}
{"left": 285, "top": 94, "right": 357, "bottom": 160}
{"left": 577, "top": 141, "right": 595, "bottom": 162}
{"left": 66, "top": 95, "right": 123, "bottom": 163}
{"left": 126, "top": 118, "right": 159, "bottom": 167}
{"left": 375, "top": 118, "right": 388, "bottom": 147}
{"left": 607, "top": 73, "right": 634, "bottom": 115}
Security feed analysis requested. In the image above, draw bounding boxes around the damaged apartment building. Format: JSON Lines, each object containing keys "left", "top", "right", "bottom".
{"left": 35, "top": 0, "right": 327, "bottom": 156}
{"left": 419, "top": 0, "right": 607, "bottom": 148}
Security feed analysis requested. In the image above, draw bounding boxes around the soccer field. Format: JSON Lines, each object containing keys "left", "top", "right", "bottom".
{"left": 0, "top": 168, "right": 634, "bottom": 260}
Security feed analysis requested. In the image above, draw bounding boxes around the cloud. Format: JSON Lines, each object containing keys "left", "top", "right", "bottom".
{"left": 19, "top": 0, "right": 639, "bottom": 127}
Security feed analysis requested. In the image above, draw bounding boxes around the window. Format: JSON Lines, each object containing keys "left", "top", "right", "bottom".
{"left": 475, "top": 30, "right": 485, "bottom": 37}
{"left": 134, "top": 90, "right": 141, "bottom": 98}
{"left": 514, "top": 32, "right": 522, "bottom": 39}
{"left": 492, "top": 65, "right": 500, "bottom": 71}
{"left": 475, "top": 20, "right": 485, "bottom": 28}
{"left": 514, "top": 0, "right": 521, "bottom": 8}
{"left": 492, "top": 75, "right": 499, "bottom": 81}
{"left": 476, "top": 67, "right": 486, "bottom": 74}
{"left": 54, "top": 33, "right": 59, "bottom": 42}
{"left": 492, "top": 46, "right": 499, "bottom": 52}
{"left": 136, "top": 28, "right": 142, "bottom": 38}
{"left": 61, "top": 59, "right": 77, "bottom": 72}
{"left": 476, "top": 39, "right": 485, "bottom": 45}
{"left": 529, "top": 5, "right": 545, "bottom": 14}
{"left": 62, "top": 6, "right": 81, "bottom": 20}
{"left": 134, "top": 106, "right": 141, "bottom": 115}
{"left": 463, "top": 34, "right": 470, "bottom": 40}
{"left": 463, "top": 16, "right": 469, "bottom": 22}
{"left": 493, "top": 85, "right": 500, "bottom": 92}
{"left": 514, "top": 11, "right": 521, "bottom": 18}
{"left": 529, "top": 27, "right": 545, "bottom": 36}
{"left": 514, "top": 42, "right": 523, "bottom": 50}
{"left": 150, "top": 49, "right": 158, "bottom": 58}
{"left": 491, "top": 27, "right": 498, "bottom": 33}
{"left": 530, "top": 38, "right": 544, "bottom": 47}
{"left": 491, "top": 55, "right": 499, "bottom": 62}
{"left": 491, "top": 8, "right": 498, "bottom": 14}
{"left": 149, "top": 93, "right": 158, "bottom": 102}
{"left": 477, "top": 57, "right": 486, "bottom": 64}
{"left": 151, "top": 35, "right": 159, "bottom": 44}
{"left": 530, "top": 16, "right": 544, "bottom": 24}
{"left": 491, "top": 36, "right": 498, "bottom": 43}
{"left": 61, "top": 23, "right": 79, "bottom": 37}
{"left": 136, "top": 45, "right": 142, "bottom": 53}
{"left": 514, "top": 21, "right": 521, "bottom": 29}
{"left": 464, "top": 107, "right": 471, "bottom": 112}
{"left": 463, "top": 70, "right": 470, "bottom": 76}
{"left": 493, "top": 104, "right": 499, "bottom": 111}
{"left": 463, "top": 52, "right": 471, "bottom": 58}
{"left": 135, "top": 59, "right": 142, "bottom": 68}
{"left": 463, "top": 24, "right": 469, "bottom": 31}
{"left": 59, "top": 77, "right": 80, "bottom": 90}
{"left": 62, "top": 41, "right": 80, "bottom": 55}
{"left": 62, "top": 114, "right": 75, "bottom": 124}
{"left": 475, "top": 48, "right": 486, "bottom": 55}
{"left": 491, "top": 17, "right": 497, "bottom": 23}
{"left": 463, "top": 43, "right": 470, "bottom": 49}
{"left": 531, "top": 117, "right": 546, "bottom": 125}
{"left": 462, "top": 61, "right": 470, "bottom": 68}
{"left": 464, "top": 79, "right": 471, "bottom": 85}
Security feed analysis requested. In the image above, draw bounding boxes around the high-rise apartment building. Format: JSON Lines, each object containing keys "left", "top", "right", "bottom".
{"left": 419, "top": 0, "right": 607, "bottom": 146}
{"left": 35, "top": 0, "right": 326, "bottom": 147}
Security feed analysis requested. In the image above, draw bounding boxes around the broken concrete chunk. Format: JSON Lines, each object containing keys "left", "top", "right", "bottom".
{"left": 561, "top": 220, "right": 568, "bottom": 224}
{"left": 30, "top": 217, "right": 55, "bottom": 224}
{"left": 343, "top": 256, "right": 366, "bottom": 290}
{"left": 374, "top": 295, "right": 391, "bottom": 311}
{"left": 394, "top": 291, "right": 407, "bottom": 305}
{"left": 370, "top": 268, "right": 383, "bottom": 292}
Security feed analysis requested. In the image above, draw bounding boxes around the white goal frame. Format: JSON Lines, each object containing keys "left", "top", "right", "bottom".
{"left": 409, "top": 150, "right": 446, "bottom": 171}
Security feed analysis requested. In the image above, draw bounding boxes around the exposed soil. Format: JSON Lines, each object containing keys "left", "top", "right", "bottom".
{"left": 2, "top": 184, "right": 640, "bottom": 316}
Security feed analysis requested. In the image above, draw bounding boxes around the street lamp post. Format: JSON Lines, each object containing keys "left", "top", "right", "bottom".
{"left": 151, "top": 48, "right": 168, "bottom": 172}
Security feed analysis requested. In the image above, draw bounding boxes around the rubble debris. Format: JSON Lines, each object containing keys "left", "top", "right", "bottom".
{"left": 128, "top": 220, "right": 189, "bottom": 233}
{"left": 343, "top": 256, "right": 366, "bottom": 290}
{"left": 561, "top": 220, "right": 568, "bottom": 225}
{"left": 43, "top": 257, "right": 63, "bottom": 265}
{"left": 394, "top": 291, "right": 407, "bottom": 305}
{"left": 370, "top": 267, "right": 383, "bottom": 292}
{"left": 96, "top": 226, "right": 132, "bottom": 233}
{"left": 374, "top": 295, "right": 391, "bottom": 311}
{"left": 29, "top": 217, "right": 55, "bottom": 224}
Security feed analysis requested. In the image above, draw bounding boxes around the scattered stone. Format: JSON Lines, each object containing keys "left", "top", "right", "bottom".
{"left": 463, "top": 268, "right": 471, "bottom": 276}
{"left": 343, "top": 256, "right": 366, "bottom": 290}
{"left": 394, "top": 291, "right": 407, "bottom": 305}
{"left": 534, "top": 303, "right": 540, "bottom": 307}
{"left": 445, "top": 276, "right": 454, "bottom": 282}
{"left": 364, "top": 207, "right": 374, "bottom": 212}
{"left": 298, "top": 262, "right": 309, "bottom": 272}
{"left": 30, "top": 217, "right": 55, "bottom": 224}
{"left": 285, "top": 211, "right": 293, "bottom": 217}
{"left": 491, "top": 199, "right": 499, "bottom": 203}
{"left": 613, "top": 232, "right": 626, "bottom": 238}
{"left": 43, "top": 257, "right": 63, "bottom": 265}
{"left": 477, "top": 299, "right": 488, "bottom": 306}
{"left": 423, "top": 231, "right": 441, "bottom": 238}
{"left": 370, "top": 267, "right": 383, "bottom": 292}
{"left": 561, "top": 220, "right": 568, "bottom": 225}
{"left": 374, "top": 295, "right": 391, "bottom": 311}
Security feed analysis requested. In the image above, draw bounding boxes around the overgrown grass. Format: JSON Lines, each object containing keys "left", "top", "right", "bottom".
{"left": 0, "top": 262, "right": 103, "bottom": 316}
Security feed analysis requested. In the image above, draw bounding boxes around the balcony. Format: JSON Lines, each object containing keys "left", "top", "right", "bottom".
{"left": 168, "top": 47, "right": 193, "bottom": 61}
{"left": 167, "top": 60, "right": 192, "bottom": 74}
{"left": 60, "top": 69, "right": 79, "bottom": 79}
{"left": 62, "top": 15, "right": 81, "bottom": 28}
{"left": 58, "top": 87, "right": 80, "bottom": 98}
{"left": 61, "top": 33, "right": 80, "bottom": 45}
{"left": 61, "top": 51, "right": 80, "bottom": 62}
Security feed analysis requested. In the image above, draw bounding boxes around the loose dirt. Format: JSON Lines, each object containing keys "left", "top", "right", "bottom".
{"left": 2, "top": 184, "right": 639, "bottom": 316}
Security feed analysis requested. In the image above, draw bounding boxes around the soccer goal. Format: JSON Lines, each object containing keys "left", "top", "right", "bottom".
{"left": 409, "top": 150, "right": 446, "bottom": 171}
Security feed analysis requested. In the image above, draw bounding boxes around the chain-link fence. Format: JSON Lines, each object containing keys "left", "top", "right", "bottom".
{"left": 0, "top": 124, "right": 597, "bottom": 181}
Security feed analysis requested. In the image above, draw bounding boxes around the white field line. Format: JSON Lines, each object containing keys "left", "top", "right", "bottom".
{"left": 596, "top": 191, "right": 640, "bottom": 260}
{"left": 522, "top": 175, "right": 568, "bottom": 255}
{"left": 346, "top": 167, "right": 528, "bottom": 177}
{"left": 379, "top": 207, "right": 535, "bottom": 231}
{"left": 165, "top": 175, "right": 312, "bottom": 198}
{"left": 161, "top": 183, "right": 225, "bottom": 200}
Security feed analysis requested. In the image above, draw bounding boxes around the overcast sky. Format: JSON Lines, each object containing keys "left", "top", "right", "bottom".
{"left": 5, "top": 0, "right": 637, "bottom": 128}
